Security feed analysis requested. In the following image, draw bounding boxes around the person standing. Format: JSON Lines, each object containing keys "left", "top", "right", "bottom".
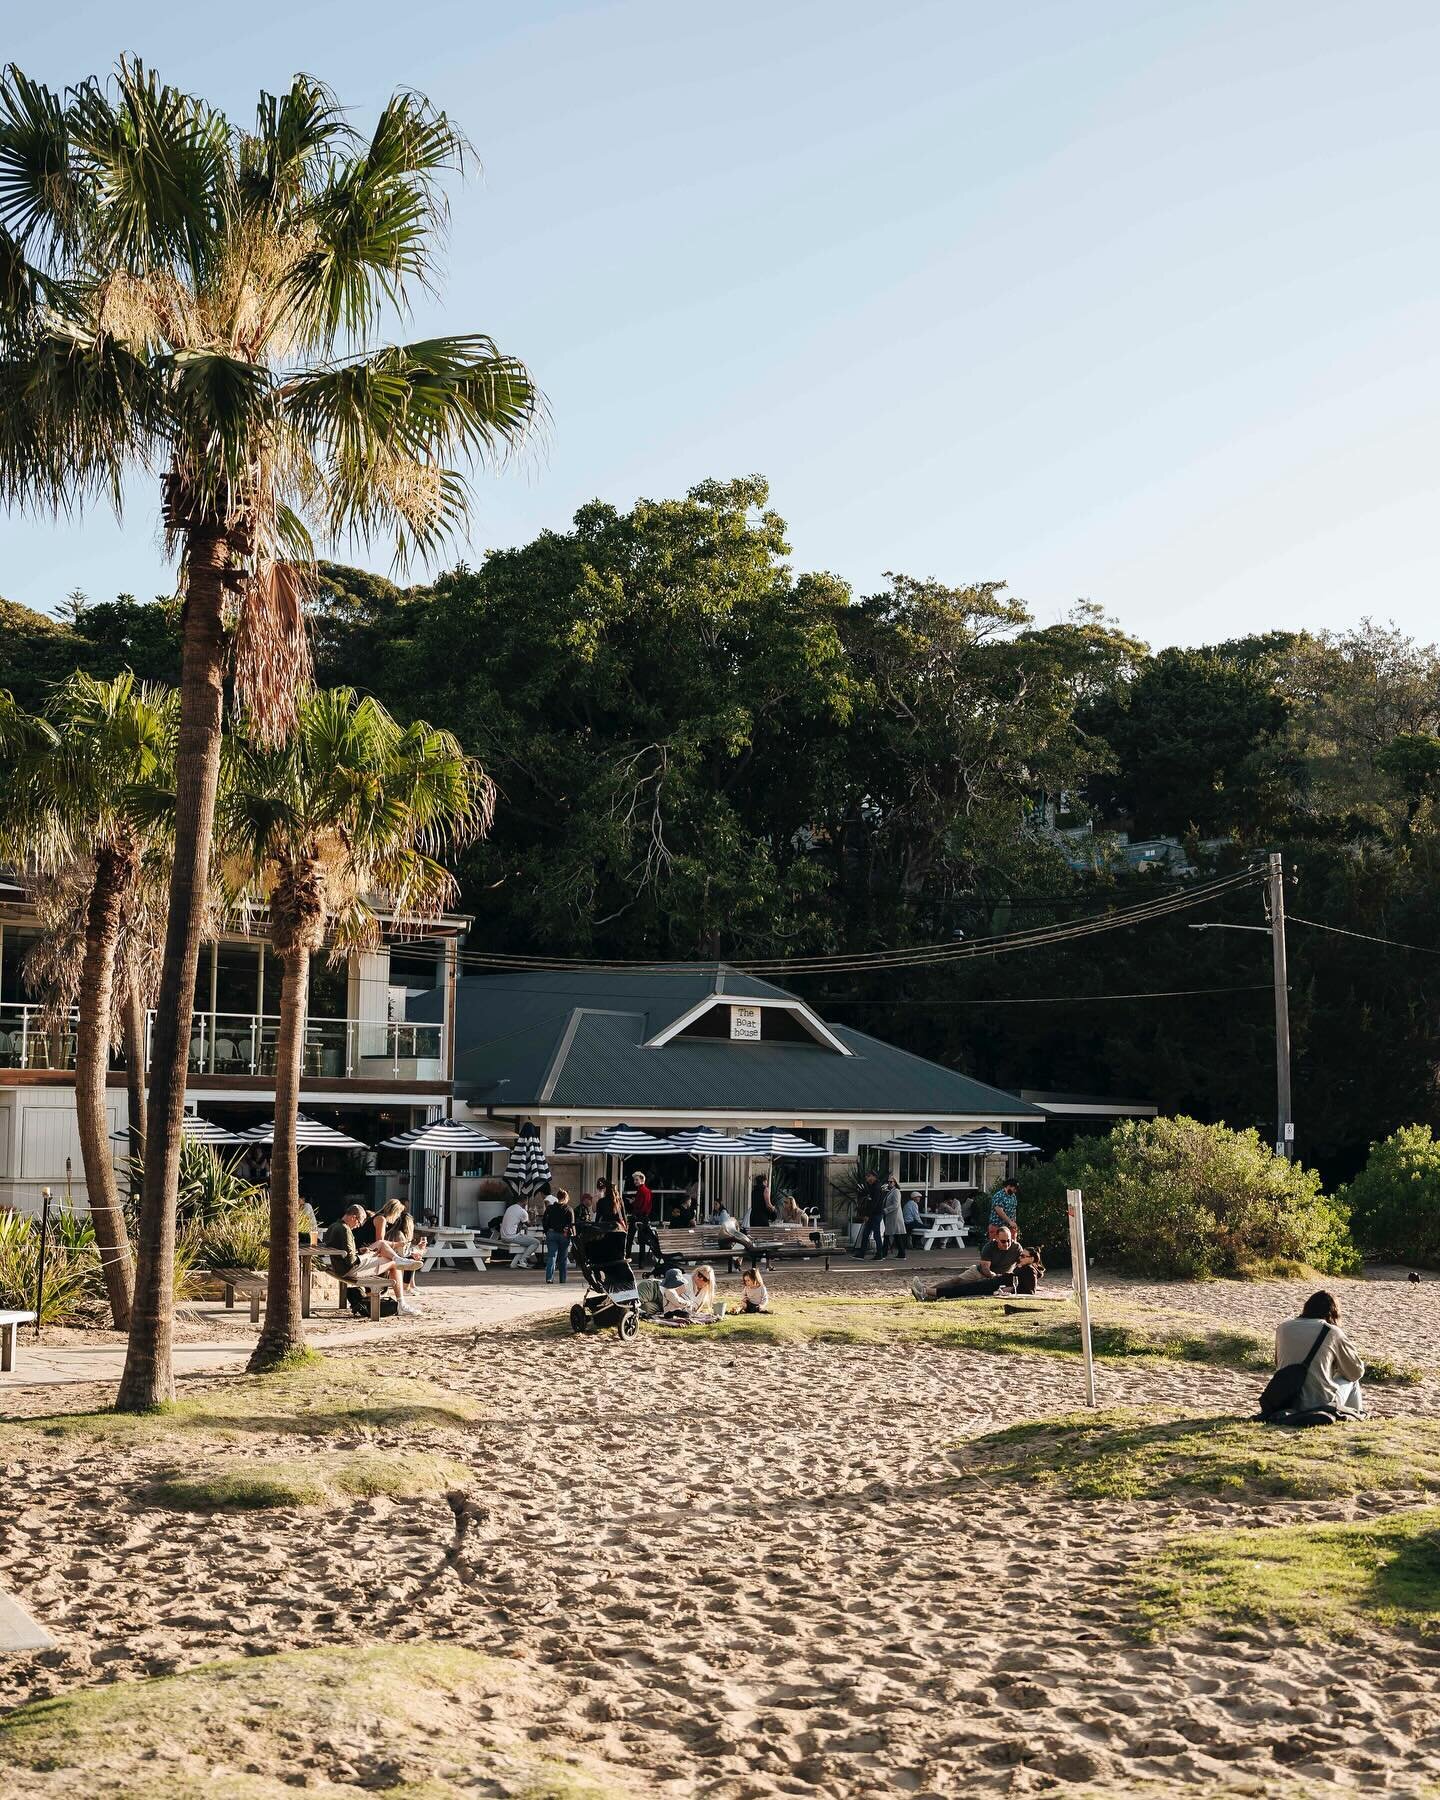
{"left": 857, "top": 1170, "right": 886, "bottom": 1259}
{"left": 749, "top": 1173, "right": 775, "bottom": 1229}
{"left": 626, "top": 1169, "right": 661, "bottom": 1265}
{"left": 594, "top": 1177, "right": 624, "bottom": 1233}
{"left": 542, "top": 1187, "right": 576, "bottom": 1284}
{"left": 988, "top": 1179, "right": 1020, "bottom": 1243}
{"left": 883, "top": 1176, "right": 907, "bottom": 1258}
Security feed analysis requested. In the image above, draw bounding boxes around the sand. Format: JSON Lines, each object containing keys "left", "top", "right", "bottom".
{"left": 2, "top": 1264, "right": 1439, "bottom": 1797}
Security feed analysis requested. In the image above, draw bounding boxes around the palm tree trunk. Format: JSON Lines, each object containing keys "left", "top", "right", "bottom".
{"left": 249, "top": 945, "right": 308, "bottom": 1371}
{"left": 74, "top": 844, "right": 137, "bottom": 1331}
{"left": 121, "top": 971, "right": 148, "bottom": 1200}
{"left": 117, "top": 527, "right": 230, "bottom": 1411}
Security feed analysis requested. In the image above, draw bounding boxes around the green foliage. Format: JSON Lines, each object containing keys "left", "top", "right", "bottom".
{"left": 956, "top": 1410, "right": 1440, "bottom": 1503}
{"left": 0, "top": 1207, "right": 94, "bottom": 1322}
{"left": 175, "top": 1141, "right": 266, "bottom": 1225}
{"left": 1138, "top": 1506, "right": 1440, "bottom": 1641}
{"left": 1019, "top": 1116, "right": 1360, "bottom": 1278}
{"left": 1339, "top": 1125, "right": 1440, "bottom": 1267}
{"left": 185, "top": 1195, "right": 271, "bottom": 1273}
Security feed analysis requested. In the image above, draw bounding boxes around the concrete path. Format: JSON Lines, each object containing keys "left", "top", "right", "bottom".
{"left": 0, "top": 1271, "right": 572, "bottom": 1392}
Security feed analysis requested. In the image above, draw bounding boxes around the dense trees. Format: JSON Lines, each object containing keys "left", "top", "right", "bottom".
{"left": 8, "top": 479, "right": 1440, "bottom": 1184}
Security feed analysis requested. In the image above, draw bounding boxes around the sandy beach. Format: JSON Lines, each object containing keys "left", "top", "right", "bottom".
{"left": 2, "top": 1263, "right": 1439, "bottom": 1797}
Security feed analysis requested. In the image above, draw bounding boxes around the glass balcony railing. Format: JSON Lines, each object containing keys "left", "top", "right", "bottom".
{"left": 0, "top": 1003, "right": 442, "bottom": 1080}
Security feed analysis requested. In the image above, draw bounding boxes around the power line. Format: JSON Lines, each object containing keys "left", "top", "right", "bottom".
{"left": 854, "top": 986, "right": 1269, "bottom": 1008}
{"left": 453, "top": 868, "right": 1266, "bottom": 977}
{"left": 1289, "top": 915, "right": 1440, "bottom": 958}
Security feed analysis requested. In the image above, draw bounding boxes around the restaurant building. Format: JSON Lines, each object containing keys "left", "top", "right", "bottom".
{"left": 427, "top": 966, "right": 1048, "bottom": 1222}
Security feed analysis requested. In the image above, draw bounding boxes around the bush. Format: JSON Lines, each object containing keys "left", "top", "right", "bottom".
{"left": 186, "top": 1195, "right": 271, "bottom": 1273}
{"left": 1339, "top": 1125, "right": 1440, "bottom": 1266}
{"left": 0, "top": 1207, "right": 99, "bottom": 1324}
{"left": 1018, "top": 1116, "right": 1359, "bottom": 1279}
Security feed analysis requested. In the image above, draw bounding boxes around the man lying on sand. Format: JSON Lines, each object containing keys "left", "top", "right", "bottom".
{"left": 910, "top": 1227, "right": 1039, "bottom": 1302}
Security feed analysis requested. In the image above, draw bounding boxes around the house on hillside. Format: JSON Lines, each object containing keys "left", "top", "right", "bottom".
{"left": 0, "top": 875, "right": 466, "bottom": 1216}
{"left": 419, "top": 966, "right": 1047, "bottom": 1223}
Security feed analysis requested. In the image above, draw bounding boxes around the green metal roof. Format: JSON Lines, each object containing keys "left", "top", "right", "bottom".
{"left": 437, "top": 967, "right": 1043, "bottom": 1122}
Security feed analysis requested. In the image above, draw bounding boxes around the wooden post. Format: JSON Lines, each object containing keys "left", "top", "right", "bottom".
{"left": 1067, "top": 1188, "right": 1096, "bottom": 1408}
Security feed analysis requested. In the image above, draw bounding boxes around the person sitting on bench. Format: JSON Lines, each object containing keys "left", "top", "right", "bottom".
{"left": 910, "top": 1227, "right": 1036, "bottom": 1302}
{"left": 499, "top": 1195, "right": 540, "bottom": 1267}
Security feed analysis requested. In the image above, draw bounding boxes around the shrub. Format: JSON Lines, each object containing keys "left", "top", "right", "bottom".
{"left": 0, "top": 1206, "right": 99, "bottom": 1323}
{"left": 1017, "top": 1116, "right": 1359, "bottom": 1279}
{"left": 1339, "top": 1125, "right": 1440, "bottom": 1266}
{"left": 186, "top": 1195, "right": 271, "bottom": 1273}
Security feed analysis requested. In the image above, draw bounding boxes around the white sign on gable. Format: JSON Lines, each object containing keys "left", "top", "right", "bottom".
{"left": 730, "top": 1004, "right": 762, "bottom": 1041}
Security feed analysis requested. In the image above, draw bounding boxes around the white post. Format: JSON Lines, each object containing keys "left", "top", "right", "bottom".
{"left": 1067, "top": 1188, "right": 1097, "bottom": 1408}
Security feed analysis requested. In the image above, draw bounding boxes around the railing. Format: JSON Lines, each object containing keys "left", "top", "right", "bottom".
{"left": 1, "top": 1003, "right": 442, "bottom": 1081}
{"left": 0, "top": 1003, "right": 77, "bottom": 1071}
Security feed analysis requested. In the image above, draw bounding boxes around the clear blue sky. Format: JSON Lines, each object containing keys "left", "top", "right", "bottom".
{"left": 5, "top": 0, "right": 1439, "bottom": 647}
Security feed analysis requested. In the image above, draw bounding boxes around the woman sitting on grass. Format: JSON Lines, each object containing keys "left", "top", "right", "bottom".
{"left": 1276, "top": 1291, "right": 1366, "bottom": 1417}
{"left": 739, "top": 1263, "right": 770, "bottom": 1313}
{"left": 658, "top": 1264, "right": 727, "bottom": 1324}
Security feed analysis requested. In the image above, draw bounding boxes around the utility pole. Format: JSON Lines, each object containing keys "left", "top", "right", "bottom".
{"left": 1267, "top": 851, "right": 1293, "bottom": 1159}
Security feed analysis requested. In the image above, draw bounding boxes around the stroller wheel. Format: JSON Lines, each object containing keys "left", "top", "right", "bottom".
{"left": 569, "top": 1303, "right": 588, "bottom": 1334}
{"left": 617, "top": 1309, "right": 639, "bottom": 1341}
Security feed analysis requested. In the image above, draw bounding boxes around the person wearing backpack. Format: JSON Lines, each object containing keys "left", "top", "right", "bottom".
{"left": 1271, "top": 1291, "right": 1366, "bottom": 1418}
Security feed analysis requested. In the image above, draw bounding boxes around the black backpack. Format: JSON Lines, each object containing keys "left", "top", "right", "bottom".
{"left": 1257, "top": 1322, "right": 1330, "bottom": 1419}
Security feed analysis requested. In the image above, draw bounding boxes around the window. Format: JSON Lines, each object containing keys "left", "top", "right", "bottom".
{"left": 856, "top": 1144, "right": 888, "bottom": 1177}
{"left": 553, "top": 1126, "right": 573, "bottom": 1150}
{"left": 898, "top": 1152, "right": 930, "bottom": 1185}
{"left": 937, "top": 1153, "right": 974, "bottom": 1186}
{"left": 832, "top": 1129, "right": 850, "bottom": 1154}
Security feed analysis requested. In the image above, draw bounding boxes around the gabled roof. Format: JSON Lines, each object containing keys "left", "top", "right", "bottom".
{"left": 431, "top": 966, "right": 1044, "bottom": 1122}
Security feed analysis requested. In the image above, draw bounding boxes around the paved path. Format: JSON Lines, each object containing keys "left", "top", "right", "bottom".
{"left": 0, "top": 1273, "right": 572, "bottom": 1392}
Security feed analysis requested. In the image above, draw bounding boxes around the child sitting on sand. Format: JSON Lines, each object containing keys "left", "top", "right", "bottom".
{"left": 739, "top": 1264, "right": 770, "bottom": 1313}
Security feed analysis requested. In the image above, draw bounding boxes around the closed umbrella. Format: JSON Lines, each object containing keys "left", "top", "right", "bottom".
{"left": 379, "top": 1118, "right": 508, "bottom": 1227}
{"left": 503, "top": 1122, "right": 552, "bottom": 1196}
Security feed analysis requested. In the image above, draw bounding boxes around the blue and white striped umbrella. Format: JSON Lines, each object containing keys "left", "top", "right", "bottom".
{"left": 503, "top": 1122, "right": 552, "bottom": 1195}
{"left": 952, "top": 1128, "right": 1042, "bottom": 1155}
{"left": 235, "top": 1112, "right": 368, "bottom": 1151}
{"left": 564, "top": 1123, "right": 674, "bottom": 1158}
{"left": 737, "top": 1128, "right": 830, "bottom": 1158}
{"left": 378, "top": 1119, "right": 507, "bottom": 1155}
{"left": 112, "top": 1114, "right": 246, "bottom": 1146}
{"left": 872, "top": 1125, "right": 983, "bottom": 1154}
{"left": 665, "top": 1127, "right": 755, "bottom": 1157}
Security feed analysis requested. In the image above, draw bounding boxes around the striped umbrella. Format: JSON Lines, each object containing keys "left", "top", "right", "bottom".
{"left": 666, "top": 1127, "right": 756, "bottom": 1216}
{"left": 952, "top": 1128, "right": 1042, "bottom": 1155}
{"left": 111, "top": 1114, "right": 247, "bottom": 1147}
{"left": 503, "top": 1122, "right": 552, "bottom": 1196}
{"left": 736, "top": 1128, "right": 830, "bottom": 1158}
{"left": 872, "top": 1125, "right": 984, "bottom": 1153}
{"left": 235, "top": 1112, "right": 368, "bottom": 1151}
{"left": 378, "top": 1119, "right": 507, "bottom": 1155}
{"left": 563, "top": 1124, "right": 674, "bottom": 1157}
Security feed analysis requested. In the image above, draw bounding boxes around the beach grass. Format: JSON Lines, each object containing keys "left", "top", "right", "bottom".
{"left": 0, "top": 1641, "right": 631, "bottom": 1798}
{"left": 0, "top": 1358, "right": 479, "bottom": 1443}
{"left": 625, "top": 1295, "right": 1420, "bottom": 1381}
{"left": 145, "top": 1449, "right": 470, "bottom": 1512}
{"left": 953, "top": 1409, "right": 1440, "bottom": 1501}
{"left": 1138, "top": 1506, "right": 1440, "bottom": 1640}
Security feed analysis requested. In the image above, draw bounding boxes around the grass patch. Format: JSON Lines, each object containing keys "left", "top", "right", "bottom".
{"left": 1139, "top": 1506, "right": 1440, "bottom": 1640}
{"left": 0, "top": 1642, "right": 633, "bottom": 1799}
{"left": 0, "top": 1358, "right": 479, "bottom": 1444}
{"left": 145, "top": 1449, "right": 470, "bottom": 1512}
{"left": 954, "top": 1409, "right": 1440, "bottom": 1501}
{"left": 611, "top": 1295, "right": 1420, "bottom": 1380}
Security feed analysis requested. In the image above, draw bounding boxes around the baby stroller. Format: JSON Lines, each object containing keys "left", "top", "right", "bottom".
{"left": 569, "top": 1226, "right": 642, "bottom": 1341}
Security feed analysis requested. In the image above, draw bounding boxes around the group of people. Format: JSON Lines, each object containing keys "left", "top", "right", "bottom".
{"left": 854, "top": 1170, "right": 1022, "bottom": 1261}
{"left": 320, "top": 1196, "right": 426, "bottom": 1316}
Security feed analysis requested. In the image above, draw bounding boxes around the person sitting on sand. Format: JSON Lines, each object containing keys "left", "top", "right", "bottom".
{"left": 910, "top": 1227, "right": 1036, "bottom": 1302}
{"left": 739, "top": 1263, "right": 770, "bottom": 1313}
{"left": 1275, "top": 1290, "right": 1366, "bottom": 1417}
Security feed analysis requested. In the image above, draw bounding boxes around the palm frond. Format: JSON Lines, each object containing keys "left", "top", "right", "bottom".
{"left": 0, "top": 65, "right": 84, "bottom": 261}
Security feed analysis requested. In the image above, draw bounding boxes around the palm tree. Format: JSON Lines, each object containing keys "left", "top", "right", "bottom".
{"left": 0, "top": 63, "right": 537, "bottom": 1407}
{"left": 219, "top": 687, "right": 491, "bottom": 1369}
{"left": 0, "top": 673, "right": 178, "bottom": 1328}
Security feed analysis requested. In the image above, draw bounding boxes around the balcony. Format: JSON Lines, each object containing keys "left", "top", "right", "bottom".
{"left": 0, "top": 1003, "right": 445, "bottom": 1083}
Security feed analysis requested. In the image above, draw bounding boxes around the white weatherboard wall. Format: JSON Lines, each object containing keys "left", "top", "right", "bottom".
{"left": 0, "top": 1090, "right": 125, "bottom": 1213}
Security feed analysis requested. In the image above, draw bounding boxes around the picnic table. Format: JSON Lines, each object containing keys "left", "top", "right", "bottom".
{"left": 0, "top": 1310, "right": 36, "bottom": 1373}
{"left": 912, "top": 1212, "right": 971, "bottom": 1252}
{"left": 418, "top": 1227, "right": 490, "bottom": 1272}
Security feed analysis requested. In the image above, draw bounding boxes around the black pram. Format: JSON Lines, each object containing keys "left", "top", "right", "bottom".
{"left": 568, "top": 1226, "right": 642, "bottom": 1340}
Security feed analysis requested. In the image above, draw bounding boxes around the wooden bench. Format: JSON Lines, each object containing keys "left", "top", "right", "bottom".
{"left": 0, "top": 1310, "right": 36, "bottom": 1374}
{"left": 745, "top": 1227, "right": 839, "bottom": 1270}
{"left": 213, "top": 1266, "right": 268, "bottom": 1324}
